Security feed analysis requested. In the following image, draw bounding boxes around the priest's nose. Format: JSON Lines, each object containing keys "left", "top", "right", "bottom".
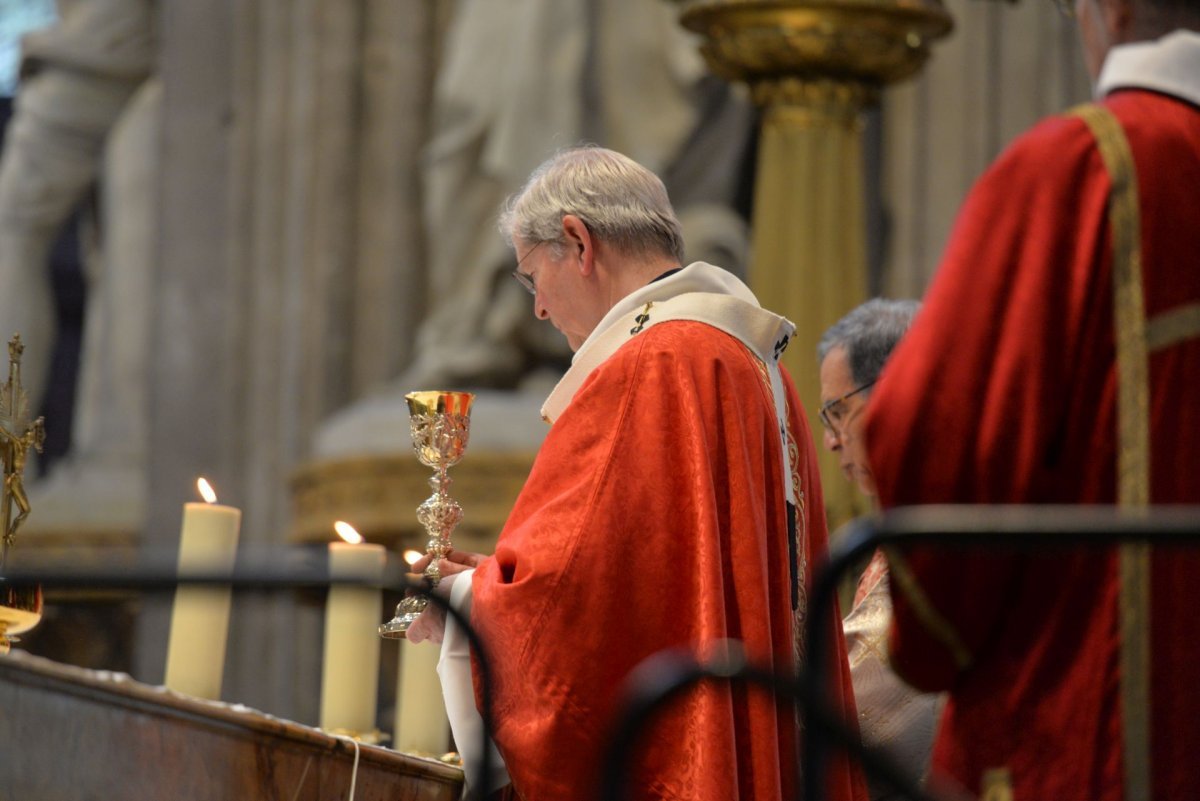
{"left": 823, "top": 427, "right": 841, "bottom": 453}
{"left": 535, "top": 299, "right": 550, "bottom": 320}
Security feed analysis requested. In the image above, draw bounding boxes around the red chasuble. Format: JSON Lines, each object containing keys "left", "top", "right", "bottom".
{"left": 470, "top": 320, "right": 866, "bottom": 801}
{"left": 866, "top": 88, "right": 1200, "bottom": 799}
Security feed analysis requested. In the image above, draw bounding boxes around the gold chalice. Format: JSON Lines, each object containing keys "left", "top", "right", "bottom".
{"left": 0, "top": 580, "right": 42, "bottom": 654}
{"left": 380, "top": 390, "right": 474, "bottom": 639}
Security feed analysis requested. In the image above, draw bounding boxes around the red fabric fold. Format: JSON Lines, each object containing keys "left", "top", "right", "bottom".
{"left": 471, "top": 320, "right": 865, "bottom": 801}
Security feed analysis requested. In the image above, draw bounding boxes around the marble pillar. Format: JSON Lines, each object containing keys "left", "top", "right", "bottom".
{"left": 673, "top": 0, "right": 953, "bottom": 527}
{"left": 142, "top": 0, "right": 439, "bottom": 723}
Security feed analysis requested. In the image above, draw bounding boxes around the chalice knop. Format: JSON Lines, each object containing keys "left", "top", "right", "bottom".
{"left": 380, "top": 390, "right": 474, "bottom": 639}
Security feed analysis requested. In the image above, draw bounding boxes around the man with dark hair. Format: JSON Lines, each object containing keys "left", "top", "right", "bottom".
{"left": 817, "top": 299, "right": 921, "bottom": 498}
{"left": 817, "top": 300, "right": 942, "bottom": 801}
{"left": 411, "top": 146, "right": 867, "bottom": 801}
{"left": 866, "top": 3, "right": 1199, "bottom": 799}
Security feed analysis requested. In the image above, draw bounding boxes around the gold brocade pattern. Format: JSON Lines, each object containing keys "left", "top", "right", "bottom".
{"left": 753, "top": 355, "right": 807, "bottom": 667}
{"left": 1071, "top": 103, "right": 1152, "bottom": 801}
{"left": 980, "top": 768, "right": 1014, "bottom": 801}
{"left": 843, "top": 567, "right": 941, "bottom": 796}
{"left": 784, "top": 387, "right": 808, "bottom": 667}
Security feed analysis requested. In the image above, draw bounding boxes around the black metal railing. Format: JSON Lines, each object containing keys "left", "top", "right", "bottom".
{"left": 801, "top": 504, "right": 1200, "bottom": 801}
{"left": 6, "top": 505, "right": 1200, "bottom": 800}
{"left": 0, "top": 553, "right": 498, "bottom": 796}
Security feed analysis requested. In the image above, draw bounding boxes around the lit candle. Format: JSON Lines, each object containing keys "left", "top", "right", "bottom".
{"left": 319, "top": 521, "right": 385, "bottom": 735}
{"left": 394, "top": 548, "right": 450, "bottom": 752}
{"left": 164, "top": 478, "right": 242, "bottom": 700}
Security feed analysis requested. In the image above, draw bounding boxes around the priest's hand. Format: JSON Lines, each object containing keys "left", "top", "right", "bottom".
{"left": 410, "top": 548, "right": 486, "bottom": 577}
{"left": 406, "top": 601, "right": 446, "bottom": 645}
{"left": 406, "top": 569, "right": 463, "bottom": 645}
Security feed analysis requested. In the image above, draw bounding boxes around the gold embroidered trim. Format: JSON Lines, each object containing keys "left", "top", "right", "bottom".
{"left": 980, "top": 767, "right": 1014, "bottom": 801}
{"left": 752, "top": 355, "right": 807, "bottom": 667}
{"left": 1071, "top": 102, "right": 1152, "bottom": 801}
{"left": 1147, "top": 302, "right": 1200, "bottom": 353}
{"left": 884, "top": 548, "right": 972, "bottom": 671}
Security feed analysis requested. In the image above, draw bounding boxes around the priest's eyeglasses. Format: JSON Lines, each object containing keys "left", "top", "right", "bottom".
{"left": 818, "top": 381, "right": 876, "bottom": 434}
{"left": 512, "top": 241, "right": 547, "bottom": 296}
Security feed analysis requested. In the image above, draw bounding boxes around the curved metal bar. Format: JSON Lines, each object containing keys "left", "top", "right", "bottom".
{"left": 400, "top": 577, "right": 496, "bottom": 800}
{"left": 597, "top": 645, "right": 939, "bottom": 801}
{"left": 803, "top": 515, "right": 883, "bottom": 801}
{"left": 804, "top": 505, "right": 1200, "bottom": 801}
{"left": 1, "top": 557, "right": 498, "bottom": 800}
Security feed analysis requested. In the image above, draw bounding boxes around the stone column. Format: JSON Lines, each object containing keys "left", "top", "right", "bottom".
{"left": 141, "top": 0, "right": 439, "bottom": 724}
{"left": 673, "top": 1, "right": 952, "bottom": 526}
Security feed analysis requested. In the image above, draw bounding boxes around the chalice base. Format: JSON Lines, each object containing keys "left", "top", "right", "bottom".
{"left": 379, "top": 595, "right": 429, "bottom": 640}
{"left": 0, "top": 583, "right": 43, "bottom": 654}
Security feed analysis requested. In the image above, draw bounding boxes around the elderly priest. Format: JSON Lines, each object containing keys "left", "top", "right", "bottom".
{"left": 409, "top": 145, "right": 867, "bottom": 801}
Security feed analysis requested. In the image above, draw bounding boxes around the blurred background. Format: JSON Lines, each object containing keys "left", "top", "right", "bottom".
{"left": 0, "top": 0, "right": 1089, "bottom": 729}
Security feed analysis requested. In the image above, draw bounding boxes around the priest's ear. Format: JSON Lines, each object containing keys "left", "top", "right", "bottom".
{"left": 560, "top": 214, "right": 595, "bottom": 276}
{"left": 1091, "top": 0, "right": 1136, "bottom": 39}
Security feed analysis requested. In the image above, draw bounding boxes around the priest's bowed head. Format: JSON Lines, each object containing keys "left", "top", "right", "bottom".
{"left": 500, "top": 147, "right": 686, "bottom": 351}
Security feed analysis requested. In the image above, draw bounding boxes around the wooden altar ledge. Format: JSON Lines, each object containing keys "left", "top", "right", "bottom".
{"left": 0, "top": 650, "right": 463, "bottom": 800}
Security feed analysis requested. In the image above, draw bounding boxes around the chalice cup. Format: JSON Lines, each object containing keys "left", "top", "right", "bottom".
{"left": 0, "top": 579, "right": 42, "bottom": 655}
{"left": 380, "top": 390, "right": 474, "bottom": 639}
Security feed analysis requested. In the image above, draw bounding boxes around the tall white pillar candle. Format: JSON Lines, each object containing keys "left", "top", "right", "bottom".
{"left": 395, "top": 638, "right": 449, "bottom": 753}
{"left": 164, "top": 490, "right": 241, "bottom": 699}
{"left": 320, "top": 540, "right": 385, "bottom": 734}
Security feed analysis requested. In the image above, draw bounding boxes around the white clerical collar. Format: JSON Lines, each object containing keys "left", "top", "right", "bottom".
{"left": 539, "top": 261, "right": 799, "bottom": 504}
{"left": 572, "top": 261, "right": 759, "bottom": 360}
{"left": 542, "top": 261, "right": 794, "bottom": 424}
{"left": 1095, "top": 29, "right": 1200, "bottom": 108}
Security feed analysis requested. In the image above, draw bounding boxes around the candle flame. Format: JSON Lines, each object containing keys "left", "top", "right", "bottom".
{"left": 197, "top": 477, "right": 218, "bottom": 504}
{"left": 333, "top": 520, "right": 364, "bottom": 545}
{"left": 403, "top": 549, "right": 423, "bottom": 566}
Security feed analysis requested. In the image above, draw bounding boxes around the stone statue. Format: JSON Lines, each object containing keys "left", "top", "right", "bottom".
{"left": 0, "top": 0, "right": 157, "bottom": 534}
{"left": 316, "top": 0, "right": 755, "bottom": 456}
{"left": 407, "top": 0, "right": 754, "bottom": 390}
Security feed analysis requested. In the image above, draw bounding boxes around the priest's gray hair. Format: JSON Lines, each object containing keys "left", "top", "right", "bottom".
{"left": 499, "top": 145, "right": 685, "bottom": 263}
{"left": 817, "top": 298, "right": 922, "bottom": 387}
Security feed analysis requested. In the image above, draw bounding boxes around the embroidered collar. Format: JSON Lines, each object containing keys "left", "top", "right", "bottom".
{"left": 542, "top": 262, "right": 793, "bottom": 424}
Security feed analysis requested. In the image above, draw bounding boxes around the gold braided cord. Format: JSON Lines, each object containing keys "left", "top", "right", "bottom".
{"left": 883, "top": 548, "right": 973, "bottom": 672}
{"left": 1071, "top": 103, "right": 1152, "bottom": 801}
{"left": 1147, "top": 302, "right": 1200, "bottom": 353}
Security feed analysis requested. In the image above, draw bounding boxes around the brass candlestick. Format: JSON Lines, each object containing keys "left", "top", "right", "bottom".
{"left": 1, "top": 334, "right": 45, "bottom": 653}
{"left": 380, "top": 391, "right": 474, "bottom": 639}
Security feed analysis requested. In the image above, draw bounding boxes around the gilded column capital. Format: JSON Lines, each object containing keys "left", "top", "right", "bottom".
{"left": 673, "top": 0, "right": 953, "bottom": 99}
{"left": 752, "top": 77, "right": 877, "bottom": 124}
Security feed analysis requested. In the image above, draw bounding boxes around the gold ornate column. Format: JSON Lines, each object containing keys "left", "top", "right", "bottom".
{"left": 675, "top": 1, "right": 952, "bottom": 528}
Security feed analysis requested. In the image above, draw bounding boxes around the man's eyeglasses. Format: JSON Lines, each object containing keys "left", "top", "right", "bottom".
{"left": 1050, "top": 0, "right": 1074, "bottom": 17}
{"left": 818, "top": 381, "right": 876, "bottom": 434}
{"left": 512, "top": 241, "right": 546, "bottom": 296}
